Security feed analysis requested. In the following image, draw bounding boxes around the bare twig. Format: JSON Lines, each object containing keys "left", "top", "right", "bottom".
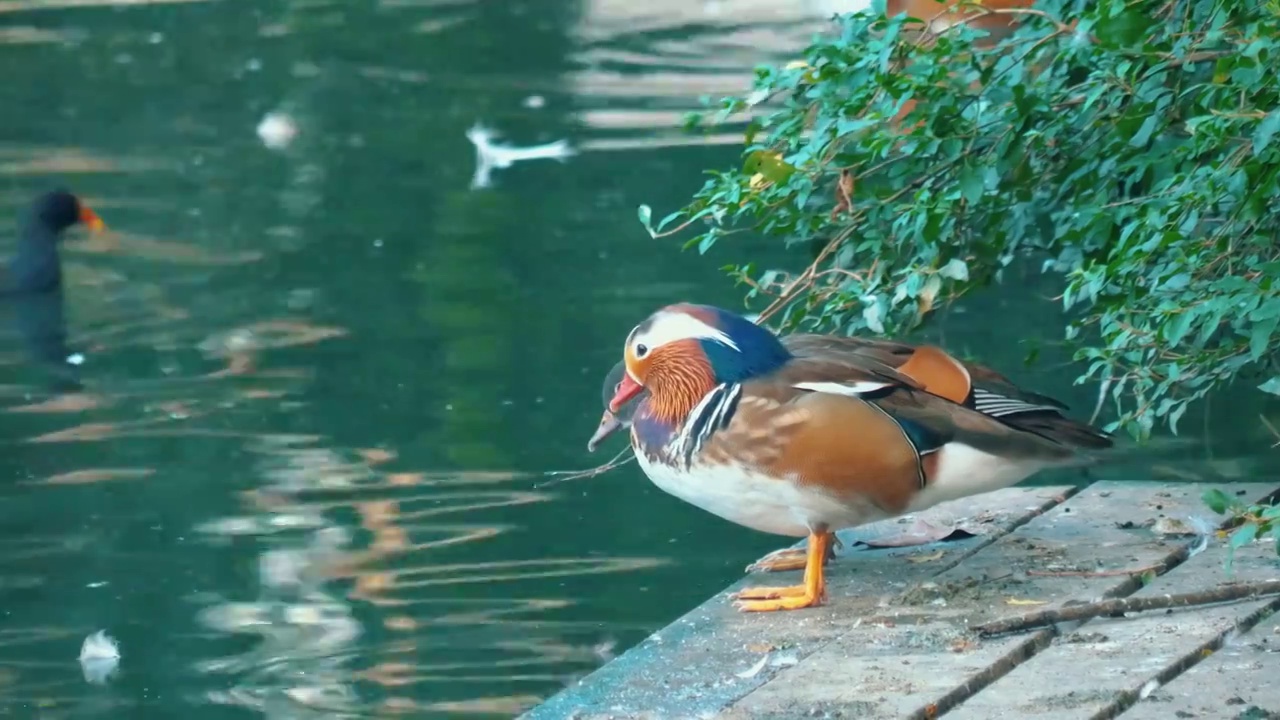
{"left": 534, "top": 447, "right": 635, "bottom": 488}
{"left": 1161, "top": 49, "right": 1233, "bottom": 67}
{"left": 1026, "top": 564, "right": 1163, "bottom": 578}
{"left": 1259, "top": 413, "right": 1280, "bottom": 448}
{"left": 972, "top": 579, "right": 1280, "bottom": 637}
{"left": 964, "top": 4, "right": 1076, "bottom": 34}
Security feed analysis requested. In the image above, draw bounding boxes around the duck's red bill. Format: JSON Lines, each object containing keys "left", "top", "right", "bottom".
{"left": 586, "top": 410, "right": 624, "bottom": 453}
{"left": 608, "top": 373, "right": 643, "bottom": 413}
{"left": 79, "top": 206, "right": 106, "bottom": 233}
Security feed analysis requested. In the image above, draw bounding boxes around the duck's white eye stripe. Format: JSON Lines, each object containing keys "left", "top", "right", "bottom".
{"left": 632, "top": 312, "right": 738, "bottom": 352}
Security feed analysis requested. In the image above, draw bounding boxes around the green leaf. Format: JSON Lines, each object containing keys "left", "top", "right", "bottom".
{"left": 836, "top": 118, "right": 875, "bottom": 136}
{"left": 1260, "top": 377, "right": 1280, "bottom": 396}
{"left": 1254, "top": 109, "right": 1280, "bottom": 155}
{"left": 957, "top": 166, "right": 985, "bottom": 204}
{"left": 657, "top": 211, "right": 683, "bottom": 234}
{"left": 1164, "top": 311, "right": 1194, "bottom": 346}
{"left": 1202, "top": 488, "right": 1237, "bottom": 515}
{"left": 1129, "top": 115, "right": 1160, "bottom": 147}
{"left": 1229, "top": 522, "right": 1259, "bottom": 550}
{"left": 939, "top": 259, "right": 970, "bottom": 282}
{"left": 862, "top": 302, "right": 884, "bottom": 334}
{"left": 637, "top": 204, "right": 654, "bottom": 237}
{"left": 743, "top": 151, "right": 796, "bottom": 184}
{"left": 1250, "top": 317, "right": 1277, "bottom": 361}
{"left": 1168, "top": 401, "right": 1188, "bottom": 435}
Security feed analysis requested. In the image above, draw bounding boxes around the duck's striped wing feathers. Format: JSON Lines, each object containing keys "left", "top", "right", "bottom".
{"left": 781, "top": 342, "right": 1110, "bottom": 452}
{"left": 970, "top": 387, "right": 1067, "bottom": 417}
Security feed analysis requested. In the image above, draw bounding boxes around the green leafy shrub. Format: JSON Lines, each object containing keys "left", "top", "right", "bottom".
{"left": 640, "top": 0, "right": 1280, "bottom": 441}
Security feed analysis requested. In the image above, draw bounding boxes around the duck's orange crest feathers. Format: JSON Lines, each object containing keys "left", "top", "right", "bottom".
{"left": 896, "top": 346, "right": 972, "bottom": 404}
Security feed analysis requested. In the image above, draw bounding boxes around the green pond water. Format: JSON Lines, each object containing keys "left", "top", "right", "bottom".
{"left": 0, "top": 0, "right": 1274, "bottom": 717}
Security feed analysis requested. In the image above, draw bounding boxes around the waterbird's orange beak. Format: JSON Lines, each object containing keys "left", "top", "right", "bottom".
{"left": 608, "top": 373, "right": 643, "bottom": 414}
{"left": 78, "top": 205, "right": 106, "bottom": 233}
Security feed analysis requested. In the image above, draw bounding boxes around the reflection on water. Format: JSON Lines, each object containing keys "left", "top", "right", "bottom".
{"left": 0, "top": 0, "right": 1274, "bottom": 717}
{"left": 191, "top": 439, "right": 661, "bottom": 717}
{"left": 569, "top": 0, "right": 849, "bottom": 148}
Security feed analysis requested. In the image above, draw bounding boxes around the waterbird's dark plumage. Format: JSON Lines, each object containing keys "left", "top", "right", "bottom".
{"left": 2, "top": 189, "right": 105, "bottom": 392}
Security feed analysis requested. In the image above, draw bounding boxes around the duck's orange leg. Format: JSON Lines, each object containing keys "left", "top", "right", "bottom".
{"left": 733, "top": 529, "right": 831, "bottom": 612}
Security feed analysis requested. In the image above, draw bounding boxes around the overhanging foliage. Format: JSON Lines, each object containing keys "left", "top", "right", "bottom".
{"left": 640, "top": 0, "right": 1280, "bottom": 440}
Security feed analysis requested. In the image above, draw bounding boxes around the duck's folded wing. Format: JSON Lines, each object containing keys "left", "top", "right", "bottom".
{"left": 785, "top": 334, "right": 1070, "bottom": 411}
{"left": 759, "top": 345, "right": 1104, "bottom": 460}
{"left": 701, "top": 381, "right": 943, "bottom": 516}
{"left": 885, "top": 345, "right": 1109, "bottom": 450}
{"left": 783, "top": 334, "right": 917, "bottom": 364}
{"left": 710, "top": 379, "right": 1079, "bottom": 515}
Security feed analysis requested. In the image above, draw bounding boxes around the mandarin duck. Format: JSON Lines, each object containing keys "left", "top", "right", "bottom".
{"left": 587, "top": 333, "right": 1026, "bottom": 572}
{"left": 3, "top": 189, "right": 106, "bottom": 391}
{"left": 598, "top": 303, "right": 1111, "bottom": 612}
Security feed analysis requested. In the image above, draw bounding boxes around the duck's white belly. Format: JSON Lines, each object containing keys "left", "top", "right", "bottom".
{"left": 635, "top": 452, "right": 885, "bottom": 537}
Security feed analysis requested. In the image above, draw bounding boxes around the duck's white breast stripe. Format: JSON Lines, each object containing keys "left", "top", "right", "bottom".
{"left": 674, "top": 383, "right": 742, "bottom": 469}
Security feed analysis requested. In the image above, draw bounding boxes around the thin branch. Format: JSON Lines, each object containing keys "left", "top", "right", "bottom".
{"left": 968, "top": 5, "right": 1075, "bottom": 34}
{"left": 534, "top": 446, "right": 635, "bottom": 488}
{"left": 1160, "top": 49, "right": 1233, "bottom": 67}
{"left": 648, "top": 212, "right": 709, "bottom": 240}
{"left": 972, "top": 579, "right": 1280, "bottom": 637}
{"left": 1259, "top": 413, "right": 1280, "bottom": 449}
{"left": 1026, "top": 564, "right": 1163, "bottom": 578}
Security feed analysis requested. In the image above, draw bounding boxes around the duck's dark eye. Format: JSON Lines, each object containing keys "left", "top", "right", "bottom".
{"left": 635, "top": 344, "right": 649, "bottom": 358}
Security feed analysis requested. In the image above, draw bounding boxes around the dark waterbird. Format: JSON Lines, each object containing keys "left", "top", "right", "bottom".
{"left": 2, "top": 188, "right": 106, "bottom": 392}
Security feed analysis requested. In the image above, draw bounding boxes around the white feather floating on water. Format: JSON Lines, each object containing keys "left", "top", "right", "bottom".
{"left": 466, "top": 123, "right": 575, "bottom": 189}
{"left": 257, "top": 111, "right": 299, "bottom": 150}
{"left": 79, "top": 630, "right": 119, "bottom": 661}
{"left": 79, "top": 630, "right": 120, "bottom": 685}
